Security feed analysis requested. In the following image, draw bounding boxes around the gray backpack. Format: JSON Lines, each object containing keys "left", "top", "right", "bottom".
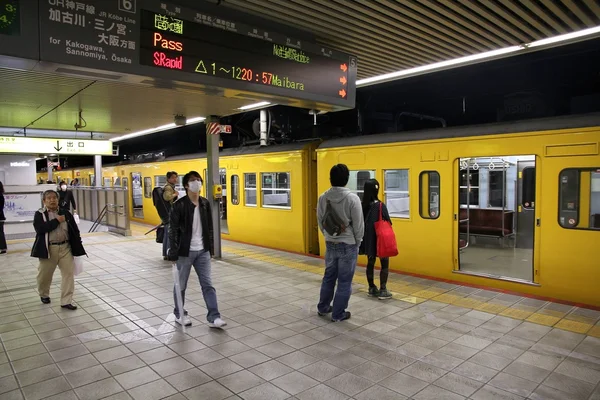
{"left": 321, "top": 199, "right": 346, "bottom": 236}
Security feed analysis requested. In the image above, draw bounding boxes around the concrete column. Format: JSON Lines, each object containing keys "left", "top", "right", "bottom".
{"left": 94, "top": 155, "right": 102, "bottom": 187}
{"left": 206, "top": 116, "right": 222, "bottom": 259}
{"left": 47, "top": 165, "right": 53, "bottom": 183}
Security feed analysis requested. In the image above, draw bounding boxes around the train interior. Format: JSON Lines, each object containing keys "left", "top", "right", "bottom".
{"left": 458, "top": 155, "right": 537, "bottom": 282}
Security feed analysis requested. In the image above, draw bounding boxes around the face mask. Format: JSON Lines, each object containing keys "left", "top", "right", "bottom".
{"left": 187, "top": 180, "right": 202, "bottom": 193}
{"left": 60, "top": 185, "right": 67, "bottom": 191}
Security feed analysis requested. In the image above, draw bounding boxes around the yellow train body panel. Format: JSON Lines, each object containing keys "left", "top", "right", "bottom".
{"left": 317, "top": 126, "right": 600, "bottom": 307}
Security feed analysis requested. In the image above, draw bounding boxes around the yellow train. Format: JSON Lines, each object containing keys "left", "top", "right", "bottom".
{"left": 39, "top": 113, "right": 600, "bottom": 307}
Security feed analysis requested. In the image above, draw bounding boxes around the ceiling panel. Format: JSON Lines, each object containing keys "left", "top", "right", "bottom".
{"left": 221, "top": 0, "right": 600, "bottom": 79}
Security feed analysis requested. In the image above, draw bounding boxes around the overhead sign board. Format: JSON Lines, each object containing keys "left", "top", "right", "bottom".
{"left": 36, "top": 0, "right": 357, "bottom": 109}
{"left": 0, "top": 136, "right": 113, "bottom": 155}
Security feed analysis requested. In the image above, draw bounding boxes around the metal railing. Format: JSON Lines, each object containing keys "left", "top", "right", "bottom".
{"left": 71, "top": 186, "right": 131, "bottom": 236}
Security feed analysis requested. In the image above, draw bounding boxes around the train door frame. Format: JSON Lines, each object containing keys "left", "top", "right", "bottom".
{"left": 454, "top": 155, "right": 538, "bottom": 283}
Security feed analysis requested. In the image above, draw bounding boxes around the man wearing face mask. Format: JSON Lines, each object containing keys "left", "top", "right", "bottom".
{"left": 168, "top": 171, "right": 226, "bottom": 328}
{"left": 58, "top": 181, "right": 77, "bottom": 215}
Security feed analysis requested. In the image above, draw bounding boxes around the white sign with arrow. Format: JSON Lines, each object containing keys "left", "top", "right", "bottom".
{"left": 0, "top": 136, "right": 113, "bottom": 155}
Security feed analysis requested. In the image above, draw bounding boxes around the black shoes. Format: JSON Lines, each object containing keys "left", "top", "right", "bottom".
{"left": 317, "top": 306, "right": 332, "bottom": 316}
{"left": 368, "top": 286, "right": 380, "bottom": 297}
{"left": 61, "top": 304, "right": 78, "bottom": 310}
{"left": 41, "top": 297, "right": 51, "bottom": 304}
{"left": 332, "top": 311, "right": 351, "bottom": 322}
{"left": 378, "top": 289, "right": 392, "bottom": 300}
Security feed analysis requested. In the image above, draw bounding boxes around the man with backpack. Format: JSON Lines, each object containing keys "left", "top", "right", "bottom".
{"left": 316, "top": 164, "right": 364, "bottom": 322}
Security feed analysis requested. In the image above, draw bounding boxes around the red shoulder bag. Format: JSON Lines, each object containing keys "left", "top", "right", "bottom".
{"left": 375, "top": 203, "right": 398, "bottom": 258}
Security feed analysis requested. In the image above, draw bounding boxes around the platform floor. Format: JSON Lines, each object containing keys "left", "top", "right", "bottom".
{"left": 0, "top": 226, "right": 599, "bottom": 400}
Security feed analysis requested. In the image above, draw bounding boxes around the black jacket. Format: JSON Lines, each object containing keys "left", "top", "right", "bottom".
{"left": 31, "top": 209, "right": 86, "bottom": 259}
{"left": 59, "top": 190, "right": 76, "bottom": 212}
{"left": 359, "top": 201, "right": 392, "bottom": 257}
{"left": 0, "top": 194, "right": 5, "bottom": 221}
{"left": 168, "top": 195, "right": 214, "bottom": 260}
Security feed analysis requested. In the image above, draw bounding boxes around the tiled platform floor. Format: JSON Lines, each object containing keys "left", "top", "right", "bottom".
{"left": 0, "top": 228, "right": 599, "bottom": 400}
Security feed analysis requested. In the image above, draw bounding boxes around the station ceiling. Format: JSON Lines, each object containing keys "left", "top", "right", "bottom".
{"left": 221, "top": 0, "right": 600, "bottom": 79}
{"left": 1, "top": 0, "right": 599, "bottom": 141}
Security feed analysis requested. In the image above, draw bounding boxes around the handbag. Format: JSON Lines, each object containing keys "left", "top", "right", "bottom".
{"left": 374, "top": 202, "right": 398, "bottom": 258}
{"left": 74, "top": 256, "right": 84, "bottom": 276}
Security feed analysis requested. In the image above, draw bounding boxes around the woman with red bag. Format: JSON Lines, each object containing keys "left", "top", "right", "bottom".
{"left": 359, "top": 179, "right": 394, "bottom": 299}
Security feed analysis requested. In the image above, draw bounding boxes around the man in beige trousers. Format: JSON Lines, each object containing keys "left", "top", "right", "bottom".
{"left": 31, "top": 190, "right": 86, "bottom": 310}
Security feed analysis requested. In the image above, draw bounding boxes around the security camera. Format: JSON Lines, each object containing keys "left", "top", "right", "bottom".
{"left": 174, "top": 114, "right": 187, "bottom": 126}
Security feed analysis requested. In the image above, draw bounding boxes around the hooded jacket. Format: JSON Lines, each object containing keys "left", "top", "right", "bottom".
{"left": 317, "top": 186, "right": 364, "bottom": 245}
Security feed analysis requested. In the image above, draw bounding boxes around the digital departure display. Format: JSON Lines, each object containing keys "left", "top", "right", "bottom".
{"left": 139, "top": 10, "right": 352, "bottom": 101}
{"left": 0, "top": 0, "right": 19, "bottom": 36}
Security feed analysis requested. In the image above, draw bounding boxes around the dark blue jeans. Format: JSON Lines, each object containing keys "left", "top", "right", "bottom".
{"left": 318, "top": 242, "right": 358, "bottom": 320}
{"left": 173, "top": 250, "right": 220, "bottom": 323}
{"left": 162, "top": 223, "right": 169, "bottom": 257}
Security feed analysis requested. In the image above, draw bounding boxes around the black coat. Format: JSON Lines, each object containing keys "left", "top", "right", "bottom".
{"left": 0, "top": 194, "right": 5, "bottom": 221}
{"left": 359, "top": 201, "right": 392, "bottom": 258}
{"left": 31, "top": 209, "right": 86, "bottom": 259}
{"left": 168, "top": 195, "right": 214, "bottom": 260}
{"left": 59, "top": 190, "right": 76, "bottom": 212}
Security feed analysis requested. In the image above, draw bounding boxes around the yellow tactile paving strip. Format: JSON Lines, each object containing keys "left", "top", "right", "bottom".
{"left": 222, "top": 244, "right": 600, "bottom": 338}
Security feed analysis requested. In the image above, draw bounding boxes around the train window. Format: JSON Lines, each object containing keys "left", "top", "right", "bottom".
{"left": 488, "top": 171, "right": 506, "bottom": 207}
{"left": 244, "top": 173, "right": 257, "bottom": 206}
{"left": 419, "top": 171, "right": 440, "bottom": 219}
{"left": 261, "top": 172, "right": 291, "bottom": 209}
{"left": 384, "top": 169, "right": 410, "bottom": 219}
{"left": 522, "top": 167, "right": 536, "bottom": 209}
{"left": 558, "top": 168, "right": 600, "bottom": 230}
{"left": 348, "top": 170, "right": 375, "bottom": 200}
{"left": 459, "top": 168, "right": 479, "bottom": 206}
{"left": 231, "top": 175, "right": 240, "bottom": 205}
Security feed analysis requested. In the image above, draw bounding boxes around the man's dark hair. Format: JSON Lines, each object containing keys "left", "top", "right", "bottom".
{"left": 329, "top": 164, "right": 350, "bottom": 187}
{"left": 182, "top": 171, "right": 203, "bottom": 191}
{"left": 166, "top": 171, "right": 178, "bottom": 179}
{"left": 43, "top": 190, "right": 59, "bottom": 200}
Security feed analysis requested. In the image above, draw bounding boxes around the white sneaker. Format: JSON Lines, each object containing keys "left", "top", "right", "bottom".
{"left": 208, "top": 318, "right": 227, "bottom": 328}
{"left": 175, "top": 315, "right": 192, "bottom": 326}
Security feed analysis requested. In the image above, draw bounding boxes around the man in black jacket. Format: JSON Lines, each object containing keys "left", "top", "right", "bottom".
{"left": 168, "top": 171, "right": 226, "bottom": 328}
{"left": 32, "top": 190, "right": 86, "bottom": 310}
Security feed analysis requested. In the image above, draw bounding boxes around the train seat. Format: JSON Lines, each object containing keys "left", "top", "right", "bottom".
{"left": 459, "top": 208, "right": 514, "bottom": 237}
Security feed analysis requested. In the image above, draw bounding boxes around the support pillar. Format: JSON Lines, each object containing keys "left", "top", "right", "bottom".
{"left": 47, "top": 162, "right": 53, "bottom": 183}
{"left": 91, "top": 155, "right": 102, "bottom": 219}
{"left": 206, "top": 116, "right": 222, "bottom": 259}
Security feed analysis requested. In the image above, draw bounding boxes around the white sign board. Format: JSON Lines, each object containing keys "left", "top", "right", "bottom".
{"left": 0, "top": 136, "right": 113, "bottom": 155}
{"left": 3, "top": 192, "right": 43, "bottom": 222}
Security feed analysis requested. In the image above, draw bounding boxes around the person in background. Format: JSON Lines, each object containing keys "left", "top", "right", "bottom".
{"left": 316, "top": 164, "right": 364, "bottom": 322}
{"left": 32, "top": 190, "right": 86, "bottom": 310}
{"left": 360, "top": 179, "right": 393, "bottom": 299}
{"left": 168, "top": 171, "right": 226, "bottom": 328}
{"left": 162, "top": 171, "right": 179, "bottom": 260}
{"left": 58, "top": 181, "right": 77, "bottom": 215}
{"left": 0, "top": 181, "right": 6, "bottom": 254}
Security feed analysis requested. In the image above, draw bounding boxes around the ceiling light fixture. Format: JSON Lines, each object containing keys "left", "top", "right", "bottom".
{"left": 238, "top": 101, "right": 271, "bottom": 110}
{"left": 110, "top": 117, "right": 206, "bottom": 142}
{"left": 357, "top": 25, "right": 600, "bottom": 87}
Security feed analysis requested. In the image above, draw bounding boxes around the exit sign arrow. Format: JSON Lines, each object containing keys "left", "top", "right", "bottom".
{"left": 340, "top": 63, "right": 347, "bottom": 72}
{"left": 54, "top": 140, "right": 62, "bottom": 151}
{"left": 339, "top": 76, "right": 347, "bottom": 85}
{"left": 338, "top": 89, "right": 346, "bottom": 98}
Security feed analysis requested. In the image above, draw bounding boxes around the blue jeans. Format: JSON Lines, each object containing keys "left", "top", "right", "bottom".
{"left": 162, "top": 223, "right": 169, "bottom": 257}
{"left": 318, "top": 242, "right": 358, "bottom": 320}
{"left": 173, "top": 250, "right": 220, "bottom": 322}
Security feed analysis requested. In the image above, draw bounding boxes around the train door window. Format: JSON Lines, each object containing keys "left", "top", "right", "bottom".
{"left": 419, "top": 171, "right": 440, "bottom": 219}
{"left": 348, "top": 170, "right": 375, "bottom": 200}
{"left": 459, "top": 162, "right": 479, "bottom": 207}
{"left": 384, "top": 169, "right": 410, "bottom": 218}
{"left": 231, "top": 175, "right": 240, "bottom": 205}
{"left": 244, "top": 173, "right": 257, "bottom": 206}
{"left": 143, "top": 177, "right": 152, "bottom": 198}
{"left": 261, "top": 172, "right": 291, "bottom": 209}
{"left": 559, "top": 168, "right": 600, "bottom": 230}
{"left": 488, "top": 171, "right": 506, "bottom": 207}
{"left": 522, "top": 167, "right": 536, "bottom": 208}
{"left": 131, "top": 172, "right": 144, "bottom": 218}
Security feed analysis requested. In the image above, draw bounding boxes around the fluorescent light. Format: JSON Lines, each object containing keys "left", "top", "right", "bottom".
{"left": 111, "top": 117, "right": 205, "bottom": 142}
{"left": 526, "top": 25, "right": 600, "bottom": 48}
{"left": 238, "top": 101, "right": 271, "bottom": 110}
{"left": 357, "top": 26, "right": 600, "bottom": 87}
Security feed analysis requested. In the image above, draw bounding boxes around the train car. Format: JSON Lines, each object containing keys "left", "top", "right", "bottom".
{"left": 316, "top": 113, "right": 600, "bottom": 307}
{"left": 115, "top": 142, "right": 318, "bottom": 254}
